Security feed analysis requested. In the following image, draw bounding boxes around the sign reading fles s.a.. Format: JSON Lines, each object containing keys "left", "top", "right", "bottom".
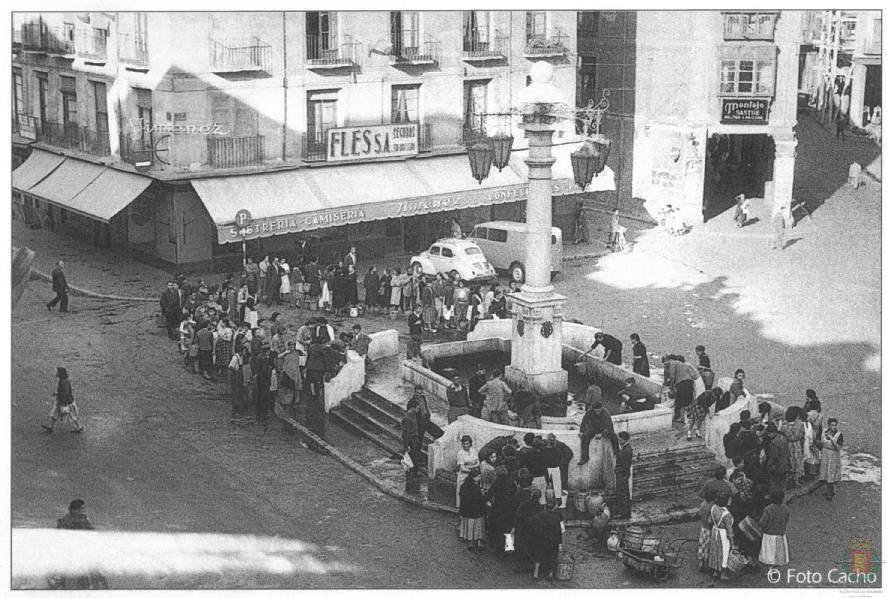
{"left": 327, "top": 124, "right": 419, "bottom": 162}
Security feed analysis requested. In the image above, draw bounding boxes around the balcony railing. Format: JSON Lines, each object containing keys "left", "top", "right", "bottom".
{"left": 120, "top": 133, "right": 154, "bottom": 167}
{"left": 306, "top": 34, "right": 361, "bottom": 69}
{"left": 77, "top": 28, "right": 108, "bottom": 61}
{"left": 13, "top": 115, "right": 38, "bottom": 140}
{"left": 210, "top": 37, "right": 272, "bottom": 73}
{"left": 118, "top": 32, "right": 149, "bottom": 67}
{"left": 21, "top": 23, "right": 75, "bottom": 55}
{"left": 524, "top": 32, "right": 569, "bottom": 57}
{"left": 301, "top": 131, "right": 328, "bottom": 162}
{"left": 391, "top": 41, "right": 441, "bottom": 65}
{"left": 463, "top": 32, "right": 509, "bottom": 61}
{"left": 36, "top": 120, "right": 111, "bottom": 156}
{"left": 301, "top": 123, "right": 433, "bottom": 162}
{"left": 207, "top": 135, "right": 265, "bottom": 169}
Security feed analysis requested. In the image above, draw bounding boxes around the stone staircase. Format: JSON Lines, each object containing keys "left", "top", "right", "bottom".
{"left": 629, "top": 429, "right": 721, "bottom": 501}
{"left": 329, "top": 387, "right": 433, "bottom": 458}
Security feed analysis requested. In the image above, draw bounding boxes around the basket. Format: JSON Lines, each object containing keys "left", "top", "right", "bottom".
{"left": 555, "top": 552, "right": 575, "bottom": 581}
{"left": 622, "top": 526, "right": 660, "bottom": 553}
{"left": 572, "top": 491, "right": 588, "bottom": 512}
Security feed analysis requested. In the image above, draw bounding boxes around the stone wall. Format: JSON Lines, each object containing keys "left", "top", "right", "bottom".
{"left": 323, "top": 350, "right": 365, "bottom": 412}
{"left": 367, "top": 329, "right": 399, "bottom": 361}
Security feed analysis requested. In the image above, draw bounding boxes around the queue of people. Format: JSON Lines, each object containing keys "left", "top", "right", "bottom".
{"left": 696, "top": 389, "right": 842, "bottom": 582}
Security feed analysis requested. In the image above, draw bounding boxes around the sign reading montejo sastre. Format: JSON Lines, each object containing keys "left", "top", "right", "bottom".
{"left": 720, "top": 98, "right": 771, "bottom": 125}
{"left": 327, "top": 124, "right": 419, "bottom": 162}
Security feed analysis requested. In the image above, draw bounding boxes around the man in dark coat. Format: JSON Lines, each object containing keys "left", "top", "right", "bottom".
{"left": 578, "top": 402, "right": 616, "bottom": 464}
{"left": 446, "top": 375, "right": 470, "bottom": 423}
{"left": 160, "top": 281, "right": 182, "bottom": 339}
{"left": 54, "top": 499, "right": 108, "bottom": 589}
{"left": 591, "top": 332, "right": 622, "bottom": 365}
{"left": 401, "top": 399, "right": 423, "bottom": 477}
{"left": 613, "top": 431, "right": 633, "bottom": 519}
{"left": 545, "top": 433, "right": 574, "bottom": 490}
{"left": 467, "top": 367, "right": 487, "bottom": 418}
{"left": 46, "top": 259, "right": 69, "bottom": 312}
{"left": 529, "top": 502, "right": 563, "bottom": 580}
{"left": 763, "top": 423, "right": 792, "bottom": 492}
{"left": 252, "top": 343, "right": 274, "bottom": 425}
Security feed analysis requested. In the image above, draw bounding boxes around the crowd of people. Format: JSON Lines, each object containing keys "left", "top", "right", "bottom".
{"left": 158, "top": 261, "right": 378, "bottom": 424}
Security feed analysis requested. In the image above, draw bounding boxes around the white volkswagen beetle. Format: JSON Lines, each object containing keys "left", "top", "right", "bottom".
{"left": 410, "top": 238, "right": 496, "bottom": 282}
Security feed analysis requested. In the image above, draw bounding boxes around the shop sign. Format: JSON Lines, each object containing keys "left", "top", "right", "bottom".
{"left": 327, "top": 124, "right": 419, "bottom": 162}
{"left": 17, "top": 115, "right": 36, "bottom": 140}
{"left": 721, "top": 98, "right": 770, "bottom": 125}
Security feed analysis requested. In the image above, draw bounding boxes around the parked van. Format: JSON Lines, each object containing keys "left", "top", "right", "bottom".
{"left": 468, "top": 221, "right": 562, "bottom": 283}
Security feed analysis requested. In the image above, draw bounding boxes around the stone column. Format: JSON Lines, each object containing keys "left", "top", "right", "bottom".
{"left": 772, "top": 135, "right": 797, "bottom": 216}
{"left": 850, "top": 63, "right": 868, "bottom": 127}
{"left": 504, "top": 118, "right": 568, "bottom": 398}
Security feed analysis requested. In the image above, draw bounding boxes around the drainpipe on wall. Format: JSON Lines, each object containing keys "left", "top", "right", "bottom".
{"left": 281, "top": 12, "right": 288, "bottom": 162}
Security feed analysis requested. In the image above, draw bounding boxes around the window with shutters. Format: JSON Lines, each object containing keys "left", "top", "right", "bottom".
{"left": 134, "top": 88, "right": 153, "bottom": 149}
{"left": 36, "top": 74, "right": 49, "bottom": 129}
{"left": 92, "top": 81, "right": 108, "bottom": 136}
{"left": 719, "top": 45, "right": 776, "bottom": 96}
{"left": 391, "top": 85, "right": 419, "bottom": 124}
{"left": 13, "top": 71, "right": 24, "bottom": 120}
{"left": 463, "top": 80, "right": 488, "bottom": 139}
{"left": 60, "top": 77, "right": 78, "bottom": 130}
{"left": 391, "top": 11, "right": 420, "bottom": 55}
{"left": 526, "top": 11, "right": 547, "bottom": 43}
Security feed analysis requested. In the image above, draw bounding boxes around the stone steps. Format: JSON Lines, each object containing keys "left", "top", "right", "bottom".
{"left": 328, "top": 388, "right": 434, "bottom": 461}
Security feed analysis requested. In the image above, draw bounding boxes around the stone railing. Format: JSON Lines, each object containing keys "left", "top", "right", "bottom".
{"left": 367, "top": 329, "right": 399, "bottom": 361}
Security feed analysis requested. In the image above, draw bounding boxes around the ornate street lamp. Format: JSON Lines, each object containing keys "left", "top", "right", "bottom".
{"left": 466, "top": 141, "right": 493, "bottom": 184}
{"left": 489, "top": 134, "right": 514, "bottom": 172}
{"left": 570, "top": 133, "right": 612, "bottom": 189}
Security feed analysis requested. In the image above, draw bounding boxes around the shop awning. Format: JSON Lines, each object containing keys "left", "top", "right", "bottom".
{"left": 23, "top": 156, "right": 152, "bottom": 222}
{"left": 11, "top": 149, "right": 65, "bottom": 191}
{"left": 66, "top": 169, "right": 153, "bottom": 222}
{"left": 197, "top": 143, "right": 617, "bottom": 245}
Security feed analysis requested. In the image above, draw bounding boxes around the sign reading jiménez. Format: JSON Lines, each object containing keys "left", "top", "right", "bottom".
{"left": 721, "top": 98, "right": 770, "bottom": 125}
{"left": 327, "top": 124, "right": 418, "bottom": 162}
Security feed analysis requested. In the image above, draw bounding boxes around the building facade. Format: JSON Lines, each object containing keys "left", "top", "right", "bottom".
{"left": 632, "top": 11, "right": 803, "bottom": 223}
{"left": 13, "top": 11, "right": 620, "bottom": 270}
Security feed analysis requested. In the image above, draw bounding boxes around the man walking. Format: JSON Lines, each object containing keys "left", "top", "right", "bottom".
{"left": 46, "top": 260, "right": 69, "bottom": 312}
{"left": 771, "top": 205, "right": 790, "bottom": 250}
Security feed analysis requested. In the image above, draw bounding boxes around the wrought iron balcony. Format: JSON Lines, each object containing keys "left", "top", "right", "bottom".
{"left": 77, "top": 28, "right": 108, "bottom": 62}
{"left": 210, "top": 37, "right": 271, "bottom": 73}
{"left": 118, "top": 32, "right": 149, "bottom": 67}
{"left": 301, "top": 131, "right": 328, "bottom": 162}
{"left": 524, "top": 32, "right": 569, "bottom": 58}
{"left": 21, "top": 23, "right": 75, "bottom": 56}
{"left": 306, "top": 34, "right": 361, "bottom": 69}
{"left": 120, "top": 133, "right": 155, "bottom": 167}
{"left": 207, "top": 135, "right": 266, "bottom": 169}
{"left": 463, "top": 32, "right": 509, "bottom": 61}
{"left": 390, "top": 41, "right": 441, "bottom": 66}
{"left": 36, "top": 120, "right": 111, "bottom": 156}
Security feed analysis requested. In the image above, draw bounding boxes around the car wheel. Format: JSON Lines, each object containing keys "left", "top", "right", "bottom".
{"left": 509, "top": 262, "right": 525, "bottom": 283}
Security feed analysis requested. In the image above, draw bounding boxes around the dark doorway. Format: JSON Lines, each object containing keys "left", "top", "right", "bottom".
{"left": 703, "top": 133, "right": 775, "bottom": 222}
{"left": 864, "top": 65, "right": 881, "bottom": 121}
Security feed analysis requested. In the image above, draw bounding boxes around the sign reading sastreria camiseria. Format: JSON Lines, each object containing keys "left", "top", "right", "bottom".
{"left": 720, "top": 98, "right": 770, "bottom": 125}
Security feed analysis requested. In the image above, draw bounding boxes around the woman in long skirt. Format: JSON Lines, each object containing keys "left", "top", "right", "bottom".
{"left": 783, "top": 407, "right": 806, "bottom": 488}
{"left": 707, "top": 494, "right": 734, "bottom": 580}
{"left": 697, "top": 499, "right": 713, "bottom": 570}
{"left": 389, "top": 268, "right": 404, "bottom": 312}
{"left": 819, "top": 418, "right": 843, "bottom": 500}
{"left": 214, "top": 319, "right": 234, "bottom": 376}
{"left": 758, "top": 491, "right": 790, "bottom": 566}
{"left": 320, "top": 267, "right": 333, "bottom": 311}
{"left": 458, "top": 469, "right": 486, "bottom": 553}
{"left": 455, "top": 435, "right": 480, "bottom": 508}
{"left": 587, "top": 433, "right": 616, "bottom": 490}
{"left": 484, "top": 465, "right": 517, "bottom": 555}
